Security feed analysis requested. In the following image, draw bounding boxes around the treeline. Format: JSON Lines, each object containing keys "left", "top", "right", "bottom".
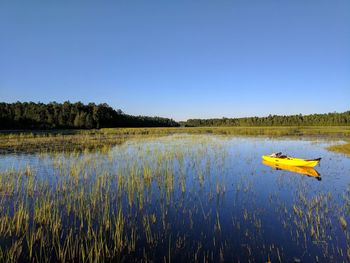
{"left": 183, "top": 111, "right": 350, "bottom": 127}
{"left": 0, "top": 101, "right": 179, "bottom": 129}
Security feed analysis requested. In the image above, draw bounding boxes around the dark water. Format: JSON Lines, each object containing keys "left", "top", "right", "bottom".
{"left": 0, "top": 135, "right": 349, "bottom": 262}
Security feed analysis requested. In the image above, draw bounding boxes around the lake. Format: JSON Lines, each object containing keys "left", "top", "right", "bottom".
{"left": 0, "top": 134, "right": 349, "bottom": 262}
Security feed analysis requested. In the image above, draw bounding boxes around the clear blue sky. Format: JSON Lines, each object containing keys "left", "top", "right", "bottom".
{"left": 0, "top": 1, "right": 349, "bottom": 121}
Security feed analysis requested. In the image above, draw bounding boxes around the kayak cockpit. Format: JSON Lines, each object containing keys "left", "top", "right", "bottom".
{"left": 269, "top": 152, "right": 288, "bottom": 158}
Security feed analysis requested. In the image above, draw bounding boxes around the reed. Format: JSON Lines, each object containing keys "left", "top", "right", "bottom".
{"left": 0, "top": 134, "right": 348, "bottom": 262}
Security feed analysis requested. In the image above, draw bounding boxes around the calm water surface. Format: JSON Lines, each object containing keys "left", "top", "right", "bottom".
{"left": 0, "top": 135, "right": 349, "bottom": 262}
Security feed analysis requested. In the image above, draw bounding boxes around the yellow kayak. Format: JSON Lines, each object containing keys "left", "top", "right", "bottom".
{"left": 262, "top": 155, "right": 321, "bottom": 167}
{"left": 262, "top": 160, "right": 321, "bottom": 178}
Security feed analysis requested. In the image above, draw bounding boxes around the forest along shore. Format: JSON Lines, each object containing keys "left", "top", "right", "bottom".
{"left": 1, "top": 102, "right": 349, "bottom": 130}
{"left": 1, "top": 101, "right": 349, "bottom": 155}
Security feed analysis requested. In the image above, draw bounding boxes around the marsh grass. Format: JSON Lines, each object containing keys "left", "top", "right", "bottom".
{"left": 328, "top": 141, "right": 350, "bottom": 156}
{"left": 1, "top": 126, "right": 350, "bottom": 154}
{"left": 0, "top": 134, "right": 348, "bottom": 262}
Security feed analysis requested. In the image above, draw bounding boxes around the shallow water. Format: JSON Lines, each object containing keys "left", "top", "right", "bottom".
{"left": 0, "top": 135, "right": 349, "bottom": 262}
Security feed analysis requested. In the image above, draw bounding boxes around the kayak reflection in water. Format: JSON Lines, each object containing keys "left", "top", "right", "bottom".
{"left": 262, "top": 160, "right": 321, "bottom": 181}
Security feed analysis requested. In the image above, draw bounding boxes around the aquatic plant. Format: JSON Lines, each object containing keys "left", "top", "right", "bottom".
{"left": 0, "top": 134, "right": 348, "bottom": 262}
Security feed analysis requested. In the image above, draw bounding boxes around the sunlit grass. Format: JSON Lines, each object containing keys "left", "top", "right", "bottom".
{"left": 328, "top": 141, "right": 350, "bottom": 156}
{"left": 1, "top": 126, "right": 349, "bottom": 155}
{"left": 0, "top": 134, "right": 348, "bottom": 262}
